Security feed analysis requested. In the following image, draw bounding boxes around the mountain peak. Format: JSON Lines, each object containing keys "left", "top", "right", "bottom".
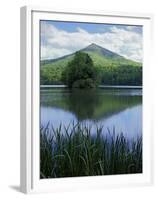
{"left": 87, "top": 43, "right": 102, "bottom": 49}
{"left": 82, "top": 43, "right": 123, "bottom": 59}
{"left": 88, "top": 43, "right": 98, "bottom": 46}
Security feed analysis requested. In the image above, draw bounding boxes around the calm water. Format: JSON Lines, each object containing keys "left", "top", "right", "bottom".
{"left": 40, "top": 88, "right": 142, "bottom": 140}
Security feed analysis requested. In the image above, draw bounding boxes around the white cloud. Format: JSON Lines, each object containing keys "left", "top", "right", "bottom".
{"left": 41, "top": 46, "right": 71, "bottom": 60}
{"left": 126, "top": 26, "right": 136, "bottom": 31}
{"left": 41, "top": 22, "right": 142, "bottom": 62}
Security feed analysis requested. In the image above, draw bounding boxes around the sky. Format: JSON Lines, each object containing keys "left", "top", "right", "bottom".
{"left": 40, "top": 20, "right": 143, "bottom": 62}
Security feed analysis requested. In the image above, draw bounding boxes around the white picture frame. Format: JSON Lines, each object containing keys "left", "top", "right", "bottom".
{"left": 20, "top": 6, "right": 153, "bottom": 194}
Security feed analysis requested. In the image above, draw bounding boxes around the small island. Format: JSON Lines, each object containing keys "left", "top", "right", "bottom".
{"left": 62, "top": 51, "right": 97, "bottom": 88}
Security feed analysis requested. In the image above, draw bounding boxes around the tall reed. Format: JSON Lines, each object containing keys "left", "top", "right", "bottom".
{"left": 40, "top": 122, "right": 142, "bottom": 178}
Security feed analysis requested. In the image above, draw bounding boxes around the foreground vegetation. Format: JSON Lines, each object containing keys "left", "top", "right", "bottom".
{"left": 40, "top": 123, "right": 142, "bottom": 178}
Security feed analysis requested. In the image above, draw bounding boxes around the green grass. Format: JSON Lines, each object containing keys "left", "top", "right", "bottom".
{"left": 40, "top": 122, "right": 142, "bottom": 179}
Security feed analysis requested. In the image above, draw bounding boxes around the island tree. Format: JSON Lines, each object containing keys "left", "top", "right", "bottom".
{"left": 62, "top": 51, "right": 97, "bottom": 88}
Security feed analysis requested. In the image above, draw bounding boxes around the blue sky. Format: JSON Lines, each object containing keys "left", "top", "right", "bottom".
{"left": 40, "top": 20, "right": 143, "bottom": 62}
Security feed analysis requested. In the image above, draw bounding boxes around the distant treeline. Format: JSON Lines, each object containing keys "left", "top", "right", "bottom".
{"left": 40, "top": 64, "right": 142, "bottom": 86}
{"left": 99, "top": 65, "right": 142, "bottom": 86}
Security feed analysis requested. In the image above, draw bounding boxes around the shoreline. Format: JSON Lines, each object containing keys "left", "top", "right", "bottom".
{"left": 40, "top": 85, "right": 142, "bottom": 89}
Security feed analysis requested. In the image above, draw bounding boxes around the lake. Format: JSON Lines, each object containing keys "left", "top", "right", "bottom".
{"left": 40, "top": 88, "right": 142, "bottom": 140}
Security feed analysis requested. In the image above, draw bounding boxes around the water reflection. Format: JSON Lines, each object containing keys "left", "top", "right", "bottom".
{"left": 40, "top": 88, "right": 142, "bottom": 139}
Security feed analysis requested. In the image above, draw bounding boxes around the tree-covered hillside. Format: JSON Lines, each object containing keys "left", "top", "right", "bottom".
{"left": 40, "top": 43, "right": 142, "bottom": 85}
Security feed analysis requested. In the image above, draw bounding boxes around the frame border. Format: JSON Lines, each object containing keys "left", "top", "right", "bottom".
{"left": 20, "top": 6, "right": 153, "bottom": 194}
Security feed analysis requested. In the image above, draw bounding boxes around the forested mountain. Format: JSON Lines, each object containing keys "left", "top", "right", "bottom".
{"left": 40, "top": 43, "right": 142, "bottom": 85}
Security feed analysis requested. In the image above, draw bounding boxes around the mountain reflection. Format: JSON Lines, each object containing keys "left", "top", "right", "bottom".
{"left": 40, "top": 88, "right": 142, "bottom": 121}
